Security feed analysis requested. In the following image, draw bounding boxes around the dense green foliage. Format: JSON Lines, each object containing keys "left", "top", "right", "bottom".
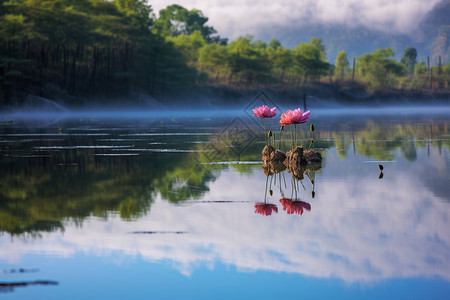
{"left": 0, "top": 0, "right": 199, "bottom": 104}
{"left": 357, "top": 48, "right": 406, "bottom": 91}
{"left": 415, "top": 61, "right": 428, "bottom": 76}
{"left": 0, "top": 1, "right": 449, "bottom": 105}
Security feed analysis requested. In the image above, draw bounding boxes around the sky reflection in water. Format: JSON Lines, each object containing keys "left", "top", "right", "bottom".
{"left": 0, "top": 108, "right": 449, "bottom": 299}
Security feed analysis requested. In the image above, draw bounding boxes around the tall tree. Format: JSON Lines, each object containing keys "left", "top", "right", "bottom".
{"left": 269, "top": 38, "right": 281, "bottom": 49}
{"left": 154, "top": 4, "right": 220, "bottom": 43}
{"left": 335, "top": 50, "right": 349, "bottom": 79}
{"left": 358, "top": 48, "right": 406, "bottom": 91}
{"left": 266, "top": 45, "right": 293, "bottom": 84}
{"left": 293, "top": 38, "right": 330, "bottom": 82}
{"left": 400, "top": 47, "right": 417, "bottom": 75}
{"left": 167, "top": 30, "right": 206, "bottom": 64}
{"left": 310, "top": 37, "right": 326, "bottom": 60}
{"left": 226, "top": 35, "right": 271, "bottom": 85}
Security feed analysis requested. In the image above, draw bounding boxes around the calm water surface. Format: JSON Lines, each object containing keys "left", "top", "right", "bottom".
{"left": 1, "top": 107, "right": 449, "bottom": 299}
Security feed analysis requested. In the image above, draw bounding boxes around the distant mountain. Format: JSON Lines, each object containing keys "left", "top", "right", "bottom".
{"left": 273, "top": 0, "right": 450, "bottom": 64}
{"left": 423, "top": 0, "right": 450, "bottom": 63}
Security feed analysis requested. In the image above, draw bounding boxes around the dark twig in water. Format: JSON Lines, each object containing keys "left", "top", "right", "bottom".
{"left": 1, "top": 268, "right": 39, "bottom": 274}
{"left": 0, "top": 280, "right": 58, "bottom": 293}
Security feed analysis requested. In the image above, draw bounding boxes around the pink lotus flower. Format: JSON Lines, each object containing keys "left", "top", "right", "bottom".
{"left": 279, "top": 108, "right": 310, "bottom": 125}
{"left": 279, "top": 115, "right": 291, "bottom": 126}
{"left": 254, "top": 203, "right": 278, "bottom": 216}
{"left": 279, "top": 198, "right": 311, "bottom": 215}
{"left": 252, "top": 105, "right": 277, "bottom": 118}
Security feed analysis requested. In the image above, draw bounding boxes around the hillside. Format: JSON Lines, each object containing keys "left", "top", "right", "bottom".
{"left": 0, "top": 0, "right": 448, "bottom": 107}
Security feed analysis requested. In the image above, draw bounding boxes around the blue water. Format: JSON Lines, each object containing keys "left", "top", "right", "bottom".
{"left": 1, "top": 107, "right": 449, "bottom": 299}
{"left": 2, "top": 252, "right": 449, "bottom": 300}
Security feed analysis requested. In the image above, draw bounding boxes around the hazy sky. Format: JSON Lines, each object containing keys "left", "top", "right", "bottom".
{"left": 148, "top": 0, "right": 443, "bottom": 40}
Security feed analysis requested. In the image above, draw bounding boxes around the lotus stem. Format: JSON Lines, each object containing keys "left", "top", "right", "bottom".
{"left": 291, "top": 176, "right": 295, "bottom": 199}
{"left": 279, "top": 173, "right": 283, "bottom": 196}
{"left": 263, "top": 118, "right": 268, "bottom": 146}
{"left": 308, "top": 135, "right": 315, "bottom": 150}
{"left": 309, "top": 123, "right": 315, "bottom": 150}
{"left": 294, "top": 124, "right": 297, "bottom": 146}
{"left": 279, "top": 126, "right": 284, "bottom": 150}
{"left": 269, "top": 174, "right": 274, "bottom": 191}
{"left": 289, "top": 125, "right": 294, "bottom": 149}
{"left": 300, "top": 180, "right": 306, "bottom": 191}
{"left": 264, "top": 174, "right": 269, "bottom": 203}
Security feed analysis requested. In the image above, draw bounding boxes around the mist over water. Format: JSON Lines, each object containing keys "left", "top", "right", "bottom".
{"left": 2, "top": 95, "right": 450, "bottom": 122}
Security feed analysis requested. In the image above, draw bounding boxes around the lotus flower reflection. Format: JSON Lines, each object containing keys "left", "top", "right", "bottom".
{"left": 279, "top": 198, "right": 311, "bottom": 215}
{"left": 254, "top": 203, "right": 278, "bottom": 216}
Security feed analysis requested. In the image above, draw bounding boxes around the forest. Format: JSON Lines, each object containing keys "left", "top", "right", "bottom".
{"left": 1, "top": 0, "right": 449, "bottom": 106}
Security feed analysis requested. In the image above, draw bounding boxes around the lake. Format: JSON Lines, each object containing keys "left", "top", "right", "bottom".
{"left": 1, "top": 106, "right": 449, "bottom": 299}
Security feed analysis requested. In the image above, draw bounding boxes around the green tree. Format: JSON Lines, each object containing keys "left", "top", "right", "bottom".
{"left": 310, "top": 37, "right": 326, "bottom": 60}
{"left": 113, "top": 0, "right": 152, "bottom": 17}
{"left": 266, "top": 45, "right": 294, "bottom": 83}
{"left": 269, "top": 38, "right": 281, "bottom": 49}
{"left": 400, "top": 47, "right": 417, "bottom": 75}
{"left": 252, "top": 40, "right": 267, "bottom": 50}
{"left": 443, "top": 63, "right": 450, "bottom": 75}
{"left": 357, "top": 48, "right": 406, "bottom": 91}
{"left": 293, "top": 38, "right": 330, "bottom": 82}
{"left": 225, "top": 35, "right": 271, "bottom": 85}
{"left": 154, "top": 4, "right": 219, "bottom": 43}
{"left": 198, "top": 42, "right": 228, "bottom": 81}
{"left": 335, "top": 50, "right": 349, "bottom": 79}
{"left": 414, "top": 61, "right": 428, "bottom": 76}
{"left": 199, "top": 43, "right": 227, "bottom": 67}
{"left": 167, "top": 30, "right": 206, "bottom": 64}
{"left": 0, "top": 13, "right": 35, "bottom": 41}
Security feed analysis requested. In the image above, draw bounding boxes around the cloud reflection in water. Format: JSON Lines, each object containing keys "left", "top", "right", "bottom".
{"left": 0, "top": 149, "right": 449, "bottom": 283}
